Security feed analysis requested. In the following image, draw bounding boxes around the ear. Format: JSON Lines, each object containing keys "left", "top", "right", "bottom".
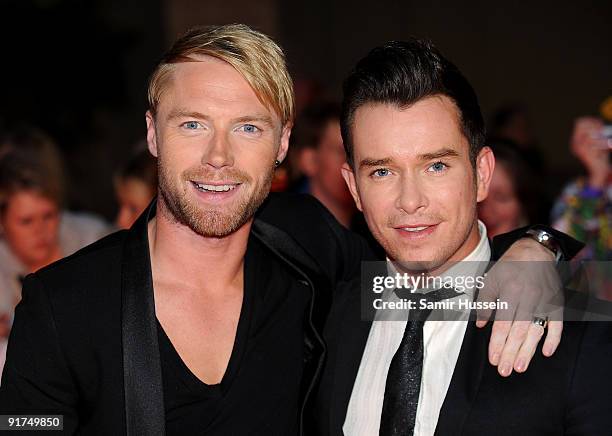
{"left": 341, "top": 162, "right": 363, "bottom": 211}
{"left": 275, "top": 123, "right": 292, "bottom": 164}
{"left": 146, "top": 110, "right": 159, "bottom": 157}
{"left": 475, "top": 146, "right": 495, "bottom": 203}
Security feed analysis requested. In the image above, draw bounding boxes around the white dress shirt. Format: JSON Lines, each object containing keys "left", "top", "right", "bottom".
{"left": 344, "top": 221, "right": 491, "bottom": 436}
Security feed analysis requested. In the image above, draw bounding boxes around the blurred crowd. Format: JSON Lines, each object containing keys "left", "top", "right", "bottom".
{"left": 0, "top": 82, "right": 610, "bottom": 371}
{"left": 0, "top": 129, "right": 158, "bottom": 369}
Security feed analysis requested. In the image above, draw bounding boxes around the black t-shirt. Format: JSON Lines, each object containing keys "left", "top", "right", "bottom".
{"left": 157, "top": 234, "right": 312, "bottom": 435}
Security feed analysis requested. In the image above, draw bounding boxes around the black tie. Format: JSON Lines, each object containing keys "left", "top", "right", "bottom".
{"left": 380, "top": 287, "right": 461, "bottom": 436}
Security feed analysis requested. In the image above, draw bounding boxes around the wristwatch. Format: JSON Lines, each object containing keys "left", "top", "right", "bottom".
{"left": 522, "top": 228, "right": 563, "bottom": 262}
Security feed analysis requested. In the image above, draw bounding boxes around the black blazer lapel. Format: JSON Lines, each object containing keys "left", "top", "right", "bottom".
{"left": 121, "top": 201, "right": 165, "bottom": 436}
{"left": 435, "top": 243, "right": 495, "bottom": 436}
{"left": 251, "top": 219, "right": 329, "bottom": 435}
{"left": 434, "top": 318, "right": 490, "bottom": 435}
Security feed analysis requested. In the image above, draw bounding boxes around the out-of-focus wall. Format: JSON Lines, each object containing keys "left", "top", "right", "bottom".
{"left": 163, "top": 0, "right": 279, "bottom": 44}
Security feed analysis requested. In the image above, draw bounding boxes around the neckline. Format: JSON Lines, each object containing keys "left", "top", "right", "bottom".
{"left": 156, "top": 233, "right": 260, "bottom": 394}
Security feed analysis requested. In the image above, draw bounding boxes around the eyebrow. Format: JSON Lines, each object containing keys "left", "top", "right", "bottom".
{"left": 232, "top": 115, "right": 275, "bottom": 128}
{"left": 166, "top": 108, "right": 275, "bottom": 127}
{"left": 359, "top": 157, "right": 393, "bottom": 169}
{"left": 418, "top": 148, "right": 460, "bottom": 161}
{"left": 166, "top": 108, "right": 210, "bottom": 122}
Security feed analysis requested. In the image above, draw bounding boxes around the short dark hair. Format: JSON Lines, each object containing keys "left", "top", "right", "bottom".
{"left": 340, "top": 39, "right": 485, "bottom": 167}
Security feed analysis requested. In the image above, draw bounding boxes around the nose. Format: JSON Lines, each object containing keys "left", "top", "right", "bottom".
{"left": 395, "top": 172, "right": 429, "bottom": 215}
{"left": 201, "top": 131, "right": 234, "bottom": 169}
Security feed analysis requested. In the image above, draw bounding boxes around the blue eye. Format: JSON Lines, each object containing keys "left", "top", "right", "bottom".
{"left": 183, "top": 121, "right": 200, "bottom": 130}
{"left": 429, "top": 161, "right": 447, "bottom": 172}
{"left": 239, "top": 124, "right": 260, "bottom": 134}
{"left": 372, "top": 168, "right": 391, "bottom": 178}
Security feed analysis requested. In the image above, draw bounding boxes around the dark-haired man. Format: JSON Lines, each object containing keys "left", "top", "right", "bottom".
{"left": 314, "top": 39, "right": 612, "bottom": 435}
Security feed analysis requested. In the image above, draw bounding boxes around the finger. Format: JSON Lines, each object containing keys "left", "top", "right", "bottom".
{"left": 488, "top": 320, "right": 511, "bottom": 367}
{"left": 475, "top": 289, "right": 496, "bottom": 327}
{"left": 497, "top": 320, "right": 530, "bottom": 377}
{"left": 542, "top": 320, "right": 563, "bottom": 357}
{"left": 488, "top": 296, "right": 519, "bottom": 365}
{"left": 513, "top": 322, "right": 545, "bottom": 373}
{"left": 475, "top": 272, "right": 500, "bottom": 328}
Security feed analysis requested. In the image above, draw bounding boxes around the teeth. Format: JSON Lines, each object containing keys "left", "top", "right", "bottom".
{"left": 403, "top": 226, "right": 428, "bottom": 232}
{"left": 194, "top": 182, "right": 237, "bottom": 192}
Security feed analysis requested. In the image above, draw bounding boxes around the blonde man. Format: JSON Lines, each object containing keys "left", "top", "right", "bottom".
{"left": 0, "top": 25, "right": 578, "bottom": 435}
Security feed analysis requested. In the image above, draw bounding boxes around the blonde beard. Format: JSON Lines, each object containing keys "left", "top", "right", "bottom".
{"left": 158, "top": 164, "right": 274, "bottom": 238}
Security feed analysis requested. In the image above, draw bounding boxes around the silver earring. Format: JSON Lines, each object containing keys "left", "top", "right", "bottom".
{"left": 274, "top": 159, "right": 281, "bottom": 167}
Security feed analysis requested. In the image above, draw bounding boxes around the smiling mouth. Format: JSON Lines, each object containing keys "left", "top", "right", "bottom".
{"left": 191, "top": 181, "right": 240, "bottom": 193}
{"left": 394, "top": 224, "right": 439, "bottom": 236}
{"left": 401, "top": 226, "right": 430, "bottom": 232}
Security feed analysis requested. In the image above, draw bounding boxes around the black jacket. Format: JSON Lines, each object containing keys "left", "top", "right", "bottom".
{"left": 312, "top": 231, "right": 612, "bottom": 435}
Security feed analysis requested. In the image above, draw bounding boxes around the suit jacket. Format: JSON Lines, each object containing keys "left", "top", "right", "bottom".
{"left": 0, "top": 193, "right": 372, "bottom": 435}
{"left": 312, "top": 233, "right": 612, "bottom": 436}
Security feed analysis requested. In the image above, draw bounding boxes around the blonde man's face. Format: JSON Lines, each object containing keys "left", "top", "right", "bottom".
{"left": 146, "top": 56, "right": 290, "bottom": 237}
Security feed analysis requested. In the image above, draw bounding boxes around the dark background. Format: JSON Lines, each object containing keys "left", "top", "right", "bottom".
{"left": 1, "top": 0, "right": 610, "bottom": 219}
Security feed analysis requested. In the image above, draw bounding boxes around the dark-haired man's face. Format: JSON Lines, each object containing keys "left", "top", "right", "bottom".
{"left": 342, "top": 95, "right": 494, "bottom": 273}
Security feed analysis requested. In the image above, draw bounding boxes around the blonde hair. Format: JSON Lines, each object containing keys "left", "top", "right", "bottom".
{"left": 148, "top": 24, "right": 294, "bottom": 126}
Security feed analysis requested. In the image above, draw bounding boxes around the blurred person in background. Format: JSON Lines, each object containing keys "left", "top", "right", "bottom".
{"left": 115, "top": 147, "right": 158, "bottom": 229}
{"left": 290, "top": 102, "right": 385, "bottom": 254}
{"left": 489, "top": 102, "right": 545, "bottom": 173}
{"left": 478, "top": 140, "right": 540, "bottom": 238}
{"left": 272, "top": 80, "right": 330, "bottom": 194}
{"left": 0, "top": 128, "right": 112, "bottom": 372}
{"left": 552, "top": 115, "right": 611, "bottom": 260}
{"left": 292, "top": 102, "right": 357, "bottom": 228}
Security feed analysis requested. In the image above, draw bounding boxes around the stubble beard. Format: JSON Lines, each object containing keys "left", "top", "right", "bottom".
{"left": 382, "top": 208, "right": 476, "bottom": 275}
{"left": 158, "top": 162, "right": 274, "bottom": 238}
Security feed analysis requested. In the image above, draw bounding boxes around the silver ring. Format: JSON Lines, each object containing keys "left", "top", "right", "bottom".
{"left": 533, "top": 316, "right": 548, "bottom": 328}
